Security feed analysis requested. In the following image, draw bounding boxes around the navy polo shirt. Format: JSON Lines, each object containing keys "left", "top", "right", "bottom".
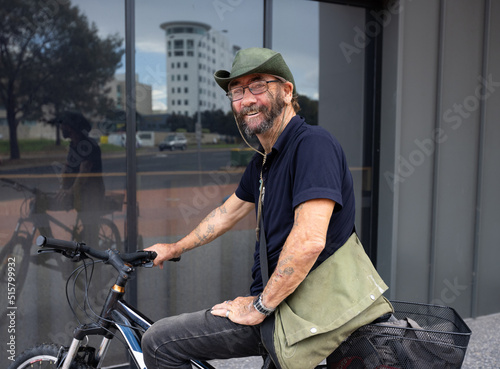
{"left": 235, "top": 115, "right": 355, "bottom": 295}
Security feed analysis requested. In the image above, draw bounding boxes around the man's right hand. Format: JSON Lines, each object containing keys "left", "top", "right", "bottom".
{"left": 144, "top": 243, "right": 182, "bottom": 269}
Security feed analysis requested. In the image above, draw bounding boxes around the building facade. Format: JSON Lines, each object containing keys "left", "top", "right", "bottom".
{"left": 107, "top": 73, "right": 153, "bottom": 116}
{"left": 160, "top": 21, "right": 238, "bottom": 117}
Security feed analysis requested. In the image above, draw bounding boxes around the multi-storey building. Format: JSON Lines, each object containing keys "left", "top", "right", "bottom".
{"left": 160, "top": 21, "right": 239, "bottom": 117}
{"left": 107, "top": 73, "right": 153, "bottom": 116}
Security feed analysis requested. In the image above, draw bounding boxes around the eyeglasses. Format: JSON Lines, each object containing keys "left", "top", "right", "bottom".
{"left": 226, "top": 80, "right": 281, "bottom": 102}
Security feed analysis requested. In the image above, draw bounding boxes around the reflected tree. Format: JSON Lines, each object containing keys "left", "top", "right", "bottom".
{"left": 0, "top": 0, "right": 124, "bottom": 159}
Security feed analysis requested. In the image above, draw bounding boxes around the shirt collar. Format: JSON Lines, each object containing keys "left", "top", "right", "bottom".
{"left": 271, "top": 115, "right": 304, "bottom": 154}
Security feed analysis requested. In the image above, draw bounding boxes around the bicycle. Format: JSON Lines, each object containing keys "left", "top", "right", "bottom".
{"left": 7, "top": 235, "right": 236, "bottom": 369}
{"left": 0, "top": 178, "right": 123, "bottom": 301}
{"left": 7, "top": 236, "right": 471, "bottom": 369}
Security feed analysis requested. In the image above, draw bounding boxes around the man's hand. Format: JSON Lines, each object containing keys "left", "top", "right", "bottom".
{"left": 211, "top": 296, "right": 266, "bottom": 325}
{"left": 144, "top": 243, "right": 181, "bottom": 269}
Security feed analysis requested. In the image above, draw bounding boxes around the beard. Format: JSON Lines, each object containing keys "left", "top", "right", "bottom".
{"left": 233, "top": 90, "right": 286, "bottom": 137}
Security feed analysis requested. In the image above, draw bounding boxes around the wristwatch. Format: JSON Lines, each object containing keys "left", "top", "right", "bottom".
{"left": 253, "top": 293, "right": 275, "bottom": 316}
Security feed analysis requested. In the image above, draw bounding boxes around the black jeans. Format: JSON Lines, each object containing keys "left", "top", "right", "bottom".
{"left": 142, "top": 309, "right": 266, "bottom": 368}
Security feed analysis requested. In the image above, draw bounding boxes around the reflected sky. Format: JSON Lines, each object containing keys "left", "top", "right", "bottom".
{"left": 71, "top": 0, "right": 319, "bottom": 110}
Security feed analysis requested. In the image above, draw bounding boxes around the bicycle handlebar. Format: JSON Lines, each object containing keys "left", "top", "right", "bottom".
{"left": 0, "top": 177, "right": 37, "bottom": 194}
{"left": 36, "top": 235, "right": 158, "bottom": 268}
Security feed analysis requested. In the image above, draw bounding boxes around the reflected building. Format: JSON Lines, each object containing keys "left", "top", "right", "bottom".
{"left": 160, "top": 21, "right": 239, "bottom": 116}
{"left": 107, "top": 73, "right": 153, "bottom": 115}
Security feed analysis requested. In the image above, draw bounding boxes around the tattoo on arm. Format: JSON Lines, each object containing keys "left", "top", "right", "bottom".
{"left": 192, "top": 206, "right": 227, "bottom": 247}
{"left": 202, "top": 209, "right": 217, "bottom": 223}
{"left": 193, "top": 223, "right": 215, "bottom": 247}
{"left": 272, "top": 255, "right": 295, "bottom": 280}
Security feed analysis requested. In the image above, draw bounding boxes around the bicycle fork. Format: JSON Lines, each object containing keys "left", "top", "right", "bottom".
{"left": 58, "top": 325, "right": 112, "bottom": 369}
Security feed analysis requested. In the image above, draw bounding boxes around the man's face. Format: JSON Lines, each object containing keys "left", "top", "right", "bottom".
{"left": 230, "top": 74, "right": 286, "bottom": 137}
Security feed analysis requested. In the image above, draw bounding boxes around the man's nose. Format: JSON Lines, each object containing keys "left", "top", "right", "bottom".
{"left": 240, "top": 87, "right": 257, "bottom": 105}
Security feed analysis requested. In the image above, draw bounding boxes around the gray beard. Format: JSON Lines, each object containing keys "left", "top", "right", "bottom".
{"left": 233, "top": 92, "right": 286, "bottom": 138}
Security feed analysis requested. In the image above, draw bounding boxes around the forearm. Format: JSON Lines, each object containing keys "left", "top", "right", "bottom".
{"left": 261, "top": 199, "right": 334, "bottom": 309}
{"left": 174, "top": 194, "right": 253, "bottom": 255}
{"left": 68, "top": 160, "right": 93, "bottom": 190}
{"left": 261, "top": 229, "right": 325, "bottom": 308}
{"left": 176, "top": 206, "right": 230, "bottom": 253}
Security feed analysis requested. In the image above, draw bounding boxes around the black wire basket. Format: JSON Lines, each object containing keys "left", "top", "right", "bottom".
{"left": 327, "top": 301, "right": 472, "bottom": 369}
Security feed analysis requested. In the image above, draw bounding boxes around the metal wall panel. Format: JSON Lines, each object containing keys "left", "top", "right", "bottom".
{"left": 431, "top": 0, "right": 485, "bottom": 317}
{"left": 391, "top": 0, "right": 441, "bottom": 303}
{"left": 475, "top": 0, "right": 500, "bottom": 317}
{"left": 379, "top": 0, "right": 500, "bottom": 317}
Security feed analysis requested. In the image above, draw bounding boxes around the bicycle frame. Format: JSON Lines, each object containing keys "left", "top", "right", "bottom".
{"left": 60, "top": 299, "right": 153, "bottom": 369}
{"left": 57, "top": 253, "right": 215, "bottom": 369}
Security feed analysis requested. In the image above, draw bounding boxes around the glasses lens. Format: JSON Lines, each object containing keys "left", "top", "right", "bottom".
{"left": 228, "top": 87, "right": 243, "bottom": 101}
{"left": 227, "top": 81, "right": 273, "bottom": 101}
{"left": 249, "top": 81, "right": 268, "bottom": 94}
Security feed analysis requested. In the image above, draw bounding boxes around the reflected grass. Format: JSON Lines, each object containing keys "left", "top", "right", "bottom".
{"left": 0, "top": 139, "right": 69, "bottom": 154}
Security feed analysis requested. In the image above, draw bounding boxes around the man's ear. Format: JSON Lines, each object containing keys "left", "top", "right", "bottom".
{"left": 283, "top": 81, "right": 294, "bottom": 102}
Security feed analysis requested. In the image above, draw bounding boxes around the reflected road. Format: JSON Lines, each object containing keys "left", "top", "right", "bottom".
{"left": 0, "top": 148, "right": 248, "bottom": 198}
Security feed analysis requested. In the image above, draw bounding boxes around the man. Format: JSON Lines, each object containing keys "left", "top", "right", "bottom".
{"left": 44, "top": 111, "right": 105, "bottom": 247}
{"left": 142, "top": 48, "right": 392, "bottom": 369}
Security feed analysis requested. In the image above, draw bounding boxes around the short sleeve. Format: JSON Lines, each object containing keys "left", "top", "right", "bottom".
{"left": 235, "top": 155, "right": 259, "bottom": 204}
{"left": 291, "top": 133, "right": 346, "bottom": 210}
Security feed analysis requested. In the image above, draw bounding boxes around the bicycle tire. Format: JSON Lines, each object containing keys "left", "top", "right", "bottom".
{"left": 7, "top": 343, "right": 91, "bottom": 369}
{"left": 97, "top": 218, "right": 122, "bottom": 251}
{"left": 0, "top": 234, "right": 31, "bottom": 306}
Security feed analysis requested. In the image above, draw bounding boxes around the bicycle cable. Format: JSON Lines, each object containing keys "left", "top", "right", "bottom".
{"left": 66, "top": 258, "right": 129, "bottom": 345}
{"left": 79, "top": 260, "right": 149, "bottom": 336}
{"left": 66, "top": 258, "right": 99, "bottom": 324}
{"left": 65, "top": 256, "right": 146, "bottom": 346}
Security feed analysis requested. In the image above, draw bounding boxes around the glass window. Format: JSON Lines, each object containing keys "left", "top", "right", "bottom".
{"left": 273, "top": 0, "right": 373, "bottom": 254}
{"left": 0, "top": 0, "right": 127, "bottom": 364}
{"left": 133, "top": 0, "right": 375, "bottom": 328}
{"left": 1, "top": 3, "right": 379, "bottom": 366}
{"left": 174, "top": 39, "right": 184, "bottom": 49}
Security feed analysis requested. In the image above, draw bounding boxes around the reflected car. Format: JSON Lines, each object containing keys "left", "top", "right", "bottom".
{"left": 159, "top": 134, "right": 187, "bottom": 151}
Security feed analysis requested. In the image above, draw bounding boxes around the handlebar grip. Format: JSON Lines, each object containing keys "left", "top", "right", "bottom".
{"left": 36, "top": 235, "right": 80, "bottom": 252}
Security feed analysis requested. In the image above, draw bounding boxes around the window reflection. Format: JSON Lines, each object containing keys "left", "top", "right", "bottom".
{"left": 0, "top": 1, "right": 377, "bottom": 366}
{"left": 0, "top": 0, "right": 126, "bottom": 364}
{"left": 134, "top": 1, "right": 264, "bottom": 320}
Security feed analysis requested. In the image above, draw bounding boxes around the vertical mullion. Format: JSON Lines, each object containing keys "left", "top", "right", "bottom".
{"left": 125, "top": 0, "right": 138, "bottom": 305}
{"left": 263, "top": 0, "right": 273, "bottom": 48}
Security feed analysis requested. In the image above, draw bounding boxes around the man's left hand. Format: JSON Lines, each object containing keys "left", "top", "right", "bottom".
{"left": 211, "top": 296, "right": 266, "bottom": 325}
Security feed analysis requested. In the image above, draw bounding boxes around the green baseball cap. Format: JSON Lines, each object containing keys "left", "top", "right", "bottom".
{"left": 214, "top": 47, "right": 296, "bottom": 96}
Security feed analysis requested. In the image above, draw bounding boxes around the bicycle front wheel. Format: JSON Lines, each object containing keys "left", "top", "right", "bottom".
{"left": 7, "top": 344, "right": 91, "bottom": 369}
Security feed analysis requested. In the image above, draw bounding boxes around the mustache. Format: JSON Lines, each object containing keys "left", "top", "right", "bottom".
{"left": 239, "top": 104, "right": 265, "bottom": 116}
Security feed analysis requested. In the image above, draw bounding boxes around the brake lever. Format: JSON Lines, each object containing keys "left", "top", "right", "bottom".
{"left": 37, "top": 248, "right": 85, "bottom": 262}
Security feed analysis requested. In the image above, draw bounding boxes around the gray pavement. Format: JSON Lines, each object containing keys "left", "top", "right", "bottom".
{"left": 209, "top": 313, "right": 500, "bottom": 368}
{"left": 463, "top": 312, "right": 500, "bottom": 368}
